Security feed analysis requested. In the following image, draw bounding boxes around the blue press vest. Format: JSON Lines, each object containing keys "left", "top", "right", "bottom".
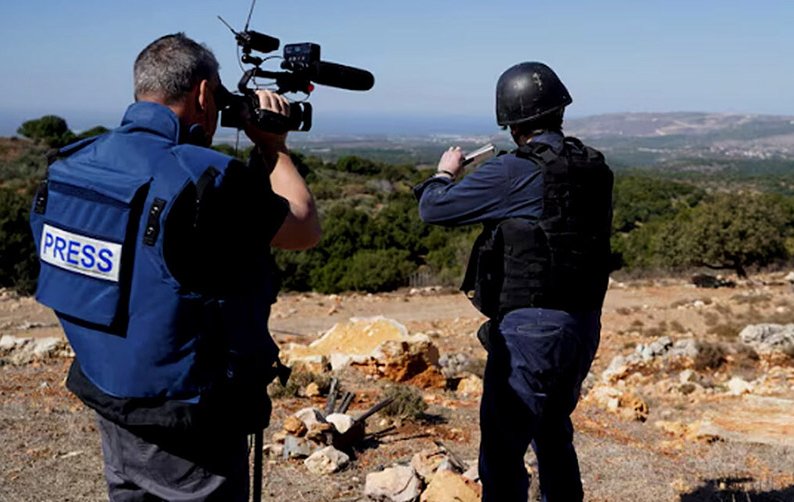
{"left": 30, "top": 102, "right": 279, "bottom": 405}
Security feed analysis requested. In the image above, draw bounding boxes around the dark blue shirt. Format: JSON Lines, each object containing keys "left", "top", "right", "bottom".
{"left": 415, "top": 131, "right": 564, "bottom": 225}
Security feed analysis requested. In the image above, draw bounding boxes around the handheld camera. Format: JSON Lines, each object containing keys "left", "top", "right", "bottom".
{"left": 216, "top": 2, "right": 374, "bottom": 134}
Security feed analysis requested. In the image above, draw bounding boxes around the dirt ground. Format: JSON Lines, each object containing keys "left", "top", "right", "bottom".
{"left": 2, "top": 276, "right": 794, "bottom": 501}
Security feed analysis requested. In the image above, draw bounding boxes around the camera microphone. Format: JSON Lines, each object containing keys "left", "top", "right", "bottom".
{"left": 312, "top": 62, "right": 375, "bottom": 91}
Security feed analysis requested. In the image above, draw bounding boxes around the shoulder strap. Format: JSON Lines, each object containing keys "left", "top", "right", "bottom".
{"left": 35, "top": 136, "right": 104, "bottom": 215}
{"left": 515, "top": 141, "right": 558, "bottom": 167}
{"left": 47, "top": 136, "right": 102, "bottom": 166}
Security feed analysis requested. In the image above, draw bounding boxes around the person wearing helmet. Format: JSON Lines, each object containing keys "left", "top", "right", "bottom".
{"left": 414, "top": 62, "right": 613, "bottom": 501}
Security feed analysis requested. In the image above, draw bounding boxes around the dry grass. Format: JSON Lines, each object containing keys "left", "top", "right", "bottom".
{"left": 731, "top": 292, "right": 772, "bottom": 306}
{"left": 702, "top": 311, "right": 721, "bottom": 326}
{"left": 461, "top": 358, "right": 486, "bottom": 379}
{"left": 713, "top": 303, "right": 733, "bottom": 315}
{"left": 380, "top": 384, "right": 428, "bottom": 420}
{"left": 709, "top": 322, "right": 743, "bottom": 340}
{"left": 269, "top": 370, "right": 333, "bottom": 399}
{"left": 669, "top": 320, "right": 687, "bottom": 334}
{"left": 694, "top": 342, "right": 728, "bottom": 371}
{"left": 643, "top": 325, "right": 666, "bottom": 338}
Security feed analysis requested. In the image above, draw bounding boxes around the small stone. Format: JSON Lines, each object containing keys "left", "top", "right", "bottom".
{"left": 304, "top": 446, "right": 350, "bottom": 475}
{"left": 639, "top": 336, "right": 673, "bottom": 360}
{"left": 271, "top": 431, "right": 288, "bottom": 444}
{"left": 326, "top": 413, "right": 355, "bottom": 434}
{"left": 306, "top": 422, "right": 336, "bottom": 444}
{"left": 679, "top": 369, "right": 696, "bottom": 384}
{"left": 739, "top": 324, "right": 794, "bottom": 355}
{"left": 726, "top": 376, "right": 753, "bottom": 396}
{"left": 654, "top": 420, "right": 689, "bottom": 437}
{"left": 436, "top": 458, "right": 457, "bottom": 474}
{"left": 456, "top": 374, "right": 484, "bottom": 397}
{"left": 620, "top": 393, "right": 650, "bottom": 422}
{"left": 294, "top": 407, "right": 326, "bottom": 429}
{"left": 282, "top": 435, "right": 314, "bottom": 459}
{"left": 0, "top": 335, "right": 26, "bottom": 351}
{"left": 304, "top": 382, "right": 321, "bottom": 398}
{"left": 283, "top": 416, "right": 307, "bottom": 436}
{"left": 601, "top": 355, "right": 632, "bottom": 383}
{"left": 411, "top": 449, "right": 447, "bottom": 482}
{"left": 420, "top": 470, "right": 481, "bottom": 502}
{"left": 364, "top": 465, "right": 422, "bottom": 502}
{"left": 263, "top": 443, "right": 284, "bottom": 459}
{"left": 669, "top": 338, "right": 699, "bottom": 359}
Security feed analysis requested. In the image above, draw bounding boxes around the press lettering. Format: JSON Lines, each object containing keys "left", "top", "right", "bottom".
{"left": 54, "top": 236, "right": 67, "bottom": 261}
{"left": 66, "top": 240, "right": 80, "bottom": 265}
{"left": 97, "top": 248, "right": 114, "bottom": 273}
{"left": 43, "top": 233, "right": 54, "bottom": 253}
{"left": 81, "top": 244, "right": 96, "bottom": 269}
{"left": 39, "top": 224, "right": 122, "bottom": 282}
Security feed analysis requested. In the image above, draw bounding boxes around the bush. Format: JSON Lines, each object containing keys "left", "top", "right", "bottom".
{"left": 338, "top": 249, "right": 415, "bottom": 292}
{"left": 694, "top": 342, "right": 728, "bottom": 371}
{"left": 664, "top": 193, "right": 789, "bottom": 277}
{"left": 612, "top": 175, "right": 704, "bottom": 233}
{"left": 17, "top": 115, "right": 75, "bottom": 148}
{"left": 335, "top": 155, "right": 381, "bottom": 175}
{"left": 268, "top": 370, "right": 332, "bottom": 399}
{"left": 380, "top": 384, "right": 428, "bottom": 420}
{"left": 0, "top": 187, "right": 38, "bottom": 294}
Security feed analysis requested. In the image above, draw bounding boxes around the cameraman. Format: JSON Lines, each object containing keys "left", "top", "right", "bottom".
{"left": 30, "top": 33, "right": 319, "bottom": 501}
{"left": 414, "top": 62, "right": 613, "bottom": 501}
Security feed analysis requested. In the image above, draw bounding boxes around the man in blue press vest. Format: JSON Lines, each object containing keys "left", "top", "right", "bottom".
{"left": 414, "top": 62, "right": 613, "bottom": 501}
{"left": 30, "top": 34, "right": 320, "bottom": 501}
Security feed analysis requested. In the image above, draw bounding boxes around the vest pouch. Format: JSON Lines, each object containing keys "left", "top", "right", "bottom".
{"left": 32, "top": 165, "right": 151, "bottom": 328}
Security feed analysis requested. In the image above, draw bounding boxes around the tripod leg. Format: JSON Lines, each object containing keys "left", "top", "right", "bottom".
{"left": 253, "top": 430, "right": 263, "bottom": 502}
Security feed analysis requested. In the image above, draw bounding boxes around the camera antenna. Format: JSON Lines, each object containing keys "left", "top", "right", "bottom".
{"left": 217, "top": 15, "right": 239, "bottom": 36}
{"left": 244, "top": 0, "right": 257, "bottom": 32}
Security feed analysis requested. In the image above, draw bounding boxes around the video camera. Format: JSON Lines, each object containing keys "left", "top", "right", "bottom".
{"left": 216, "top": 9, "right": 374, "bottom": 134}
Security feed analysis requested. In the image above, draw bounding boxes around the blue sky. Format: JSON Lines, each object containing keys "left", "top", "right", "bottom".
{"left": 1, "top": 0, "right": 792, "bottom": 135}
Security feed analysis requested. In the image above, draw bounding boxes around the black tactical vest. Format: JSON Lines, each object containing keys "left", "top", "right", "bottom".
{"left": 462, "top": 137, "right": 613, "bottom": 318}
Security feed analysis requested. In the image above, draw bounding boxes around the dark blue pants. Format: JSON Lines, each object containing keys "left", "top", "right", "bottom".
{"left": 97, "top": 415, "right": 249, "bottom": 502}
{"left": 478, "top": 308, "right": 600, "bottom": 502}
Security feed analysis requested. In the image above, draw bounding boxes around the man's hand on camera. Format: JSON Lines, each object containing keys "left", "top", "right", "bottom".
{"left": 437, "top": 146, "right": 464, "bottom": 179}
{"left": 244, "top": 90, "right": 290, "bottom": 153}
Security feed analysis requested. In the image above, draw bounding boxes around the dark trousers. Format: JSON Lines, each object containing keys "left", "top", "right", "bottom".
{"left": 97, "top": 415, "right": 249, "bottom": 502}
{"left": 479, "top": 308, "right": 600, "bottom": 502}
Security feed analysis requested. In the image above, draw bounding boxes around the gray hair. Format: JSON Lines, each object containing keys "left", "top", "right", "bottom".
{"left": 134, "top": 33, "right": 219, "bottom": 103}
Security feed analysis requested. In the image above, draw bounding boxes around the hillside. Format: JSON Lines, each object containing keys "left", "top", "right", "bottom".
{"left": 565, "top": 112, "right": 794, "bottom": 168}
{"left": 3, "top": 277, "right": 794, "bottom": 501}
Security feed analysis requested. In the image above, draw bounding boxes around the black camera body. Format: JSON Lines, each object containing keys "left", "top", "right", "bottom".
{"left": 217, "top": 20, "right": 373, "bottom": 134}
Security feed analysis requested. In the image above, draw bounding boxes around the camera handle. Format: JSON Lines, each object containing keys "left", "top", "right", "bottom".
{"left": 253, "top": 103, "right": 312, "bottom": 134}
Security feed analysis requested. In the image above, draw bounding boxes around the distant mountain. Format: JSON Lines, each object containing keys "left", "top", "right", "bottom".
{"left": 566, "top": 112, "right": 794, "bottom": 165}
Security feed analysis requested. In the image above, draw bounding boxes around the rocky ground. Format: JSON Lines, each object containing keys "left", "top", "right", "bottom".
{"left": 2, "top": 275, "right": 794, "bottom": 502}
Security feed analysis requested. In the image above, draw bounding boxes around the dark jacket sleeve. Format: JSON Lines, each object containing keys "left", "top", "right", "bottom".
{"left": 414, "top": 155, "right": 542, "bottom": 226}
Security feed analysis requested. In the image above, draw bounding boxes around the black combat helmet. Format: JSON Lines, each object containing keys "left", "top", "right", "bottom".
{"left": 496, "top": 62, "right": 572, "bottom": 126}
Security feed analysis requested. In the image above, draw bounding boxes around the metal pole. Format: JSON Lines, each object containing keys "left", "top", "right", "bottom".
{"left": 252, "top": 430, "right": 263, "bottom": 502}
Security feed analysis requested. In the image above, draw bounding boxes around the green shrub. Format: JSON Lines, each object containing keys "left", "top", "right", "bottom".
{"left": 694, "top": 342, "right": 728, "bottom": 371}
{"left": 338, "top": 249, "right": 414, "bottom": 292}
{"left": 268, "top": 370, "right": 332, "bottom": 399}
{"left": 659, "top": 193, "right": 789, "bottom": 277}
{"left": 0, "top": 187, "right": 38, "bottom": 294}
{"left": 380, "top": 384, "right": 428, "bottom": 420}
{"left": 17, "top": 115, "right": 75, "bottom": 148}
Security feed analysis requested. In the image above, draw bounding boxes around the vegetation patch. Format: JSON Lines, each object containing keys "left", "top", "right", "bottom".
{"left": 380, "top": 384, "right": 428, "bottom": 421}
{"left": 694, "top": 342, "right": 728, "bottom": 371}
{"left": 269, "top": 370, "right": 333, "bottom": 400}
